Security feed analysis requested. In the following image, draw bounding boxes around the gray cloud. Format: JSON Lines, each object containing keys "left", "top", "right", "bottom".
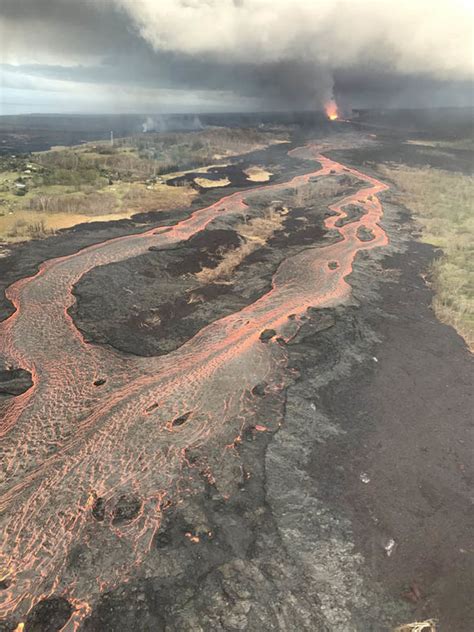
{"left": 0, "top": 0, "right": 134, "bottom": 64}
{"left": 1, "top": 0, "right": 473, "bottom": 114}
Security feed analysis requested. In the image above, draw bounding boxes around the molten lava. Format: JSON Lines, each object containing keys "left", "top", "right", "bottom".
{"left": 0, "top": 140, "right": 389, "bottom": 630}
{"left": 325, "top": 100, "right": 339, "bottom": 121}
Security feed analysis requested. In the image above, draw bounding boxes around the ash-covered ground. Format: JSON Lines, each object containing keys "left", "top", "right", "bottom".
{"left": 0, "top": 124, "right": 472, "bottom": 632}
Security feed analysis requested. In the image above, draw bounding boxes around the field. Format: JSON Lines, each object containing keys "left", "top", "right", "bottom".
{"left": 0, "top": 127, "right": 288, "bottom": 242}
{"left": 378, "top": 164, "right": 474, "bottom": 348}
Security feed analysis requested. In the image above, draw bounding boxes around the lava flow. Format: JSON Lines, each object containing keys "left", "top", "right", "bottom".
{"left": 0, "top": 142, "right": 388, "bottom": 630}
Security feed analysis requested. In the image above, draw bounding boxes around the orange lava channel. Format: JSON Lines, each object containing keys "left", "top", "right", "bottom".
{"left": 0, "top": 143, "right": 388, "bottom": 629}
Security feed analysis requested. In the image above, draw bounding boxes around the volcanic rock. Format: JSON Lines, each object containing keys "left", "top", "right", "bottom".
{"left": 251, "top": 382, "right": 267, "bottom": 397}
{"left": 357, "top": 226, "right": 375, "bottom": 241}
{"left": 0, "top": 368, "right": 33, "bottom": 396}
{"left": 259, "top": 329, "right": 276, "bottom": 342}
{"left": 24, "top": 597, "right": 72, "bottom": 632}
{"left": 91, "top": 497, "right": 106, "bottom": 522}
{"left": 112, "top": 494, "right": 142, "bottom": 524}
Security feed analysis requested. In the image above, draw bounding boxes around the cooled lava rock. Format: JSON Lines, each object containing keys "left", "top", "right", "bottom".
{"left": 24, "top": 597, "right": 73, "bottom": 632}
{"left": 335, "top": 204, "right": 365, "bottom": 227}
{"left": 357, "top": 226, "right": 375, "bottom": 242}
{"left": 112, "top": 494, "right": 142, "bottom": 525}
{"left": 259, "top": 329, "right": 276, "bottom": 343}
{"left": 91, "top": 497, "right": 106, "bottom": 522}
{"left": 171, "top": 411, "right": 192, "bottom": 427}
{"left": 0, "top": 368, "right": 33, "bottom": 396}
{"left": 251, "top": 382, "right": 267, "bottom": 397}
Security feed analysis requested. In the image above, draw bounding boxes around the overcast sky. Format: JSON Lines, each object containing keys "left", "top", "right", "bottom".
{"left": 0, "top": 0, "right": 473, "bottom": 115}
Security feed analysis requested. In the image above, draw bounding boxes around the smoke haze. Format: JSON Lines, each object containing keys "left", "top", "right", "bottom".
{"left": 0, "top": 0, "right": 472, "bottom": 114}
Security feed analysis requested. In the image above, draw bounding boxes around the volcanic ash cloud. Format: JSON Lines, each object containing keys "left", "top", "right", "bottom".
{"left": 117, "top": 0, "right": 474, "bottom": 107}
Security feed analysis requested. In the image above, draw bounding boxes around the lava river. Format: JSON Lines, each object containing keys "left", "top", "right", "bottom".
{"left": 0, "top": 143, "right": 388, "bottom": 629}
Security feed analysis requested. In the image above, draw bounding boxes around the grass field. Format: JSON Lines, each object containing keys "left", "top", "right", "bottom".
{"left": 0, "top": 183, "right": 197, "bottom": 241}
{"left": 244, "top": 166, "right": 273, "bottom": 182}
{"left": 0, "top": 127, "right": 288, "bottom": 242}
{"left": 405, "top": 139, "right": 474, "bottom": 151}
{"left": 378, "top": 164, "right": 474, "bottom": 349}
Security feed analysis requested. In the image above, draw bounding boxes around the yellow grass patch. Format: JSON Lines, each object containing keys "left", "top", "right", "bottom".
{"left": 0, "top": 182, "right": 196, "bottom": 242}
{"left": 195, "top": 207, "right": 286, "bottom": 284}
{"left": 405, "top": 139, "right": 474, "bottom": 151}
{"left": 165, "top": 163, "right": 230, "bottom": 179}
{"left": 404, "top": 140, "right": 439, "bottom": 148}
{"left": 378, "top": 163, "right": 474, "bottom": 349}
{"left": 244, "top": 166, "right": 273, "bottom": 182}
{"left": 393, "top": 619, "right": 437, "bottom": 632}
{"left": 194, "top": 177, "right": 231, "bottom": 189}
{"left": 0, "top": 209, "right": 138, "bottom": 242}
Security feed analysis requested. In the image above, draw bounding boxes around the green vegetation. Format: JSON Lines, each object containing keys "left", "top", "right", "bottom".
{"left": 0, "top": 127, "right": 288, "bottom": 242}
{"left": 379, "top": 164, "right": 474, "bottom": 349}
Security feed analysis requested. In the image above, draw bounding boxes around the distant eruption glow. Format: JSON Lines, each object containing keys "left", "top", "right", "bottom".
{"left": 325, "top": 100, "right": 339, "bottom": 121}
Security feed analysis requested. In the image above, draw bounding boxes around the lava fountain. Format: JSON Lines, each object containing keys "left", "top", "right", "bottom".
{"left": 325, "top": 99, "right": 339, "bottom": 121}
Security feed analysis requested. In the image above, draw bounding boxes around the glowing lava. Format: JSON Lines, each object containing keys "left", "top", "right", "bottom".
{"left": 325, "top": 100, "right": 339, "bottom": 121}
{"left": 0, "top": 142, "right": 388, "bottom": 629}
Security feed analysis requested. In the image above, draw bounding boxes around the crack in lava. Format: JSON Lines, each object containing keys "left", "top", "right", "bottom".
{"left": 0, "top": 143, "right": 388, "bottom": 629}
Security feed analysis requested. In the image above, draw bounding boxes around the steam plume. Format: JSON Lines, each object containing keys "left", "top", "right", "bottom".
{"left": 117, "top": 0, "right": 474, "bottom": 109}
